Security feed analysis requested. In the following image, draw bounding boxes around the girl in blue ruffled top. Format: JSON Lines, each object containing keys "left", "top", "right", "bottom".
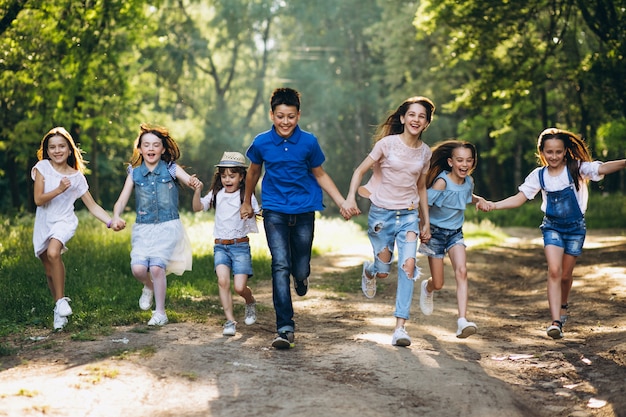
{"left": 418, "top": 140, "right": 487, "bottom": 338}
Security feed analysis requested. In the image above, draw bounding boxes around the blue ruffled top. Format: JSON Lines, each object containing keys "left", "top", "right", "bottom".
{"left": 427, "top": 171, "right": 474, "bottom": 230}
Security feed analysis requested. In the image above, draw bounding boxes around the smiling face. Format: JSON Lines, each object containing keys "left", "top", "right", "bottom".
{"left": 46, "top": 135, "right": 72, "bottom": 166}
{"left": 220, "top": 168, "right": 244, "bottom": 193}
{"left": 447, "top": 146, "right": 476, "bottom": 182}
{"left": 138, "top": 132, "right": 166, "bottom": 166}
{"left": 270, "top": 104, "right": 300, "bottom": 138}
{"left": 540, "top": 138, "right": 567, "bottom": 169}
{"left": 400, "top": 103, "right": 430, "bottom": 138}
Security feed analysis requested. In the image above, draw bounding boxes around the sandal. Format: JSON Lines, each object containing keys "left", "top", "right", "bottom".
{"left": 547, "top": 320, "right": 563, "bottom": 339}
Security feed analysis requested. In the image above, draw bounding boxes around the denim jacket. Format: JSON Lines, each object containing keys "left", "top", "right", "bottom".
{"left": 132, "top": 160, "right": 179, "bottom": 224}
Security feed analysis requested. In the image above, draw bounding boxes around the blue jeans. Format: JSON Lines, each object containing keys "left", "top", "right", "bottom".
{"left": 213, "top": 242, "right": 254, "bottom": 276}
{"left": 263, "top": 210, "right": 315, "bottom": 334}
{"left": 364, "top": 204, "right": 420, "bottom": 320}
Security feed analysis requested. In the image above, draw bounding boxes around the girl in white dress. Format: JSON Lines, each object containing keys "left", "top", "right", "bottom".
{"left": 32, "top": 127, "right": 121, "bottom": 331}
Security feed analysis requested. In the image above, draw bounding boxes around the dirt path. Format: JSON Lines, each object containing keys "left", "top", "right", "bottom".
{"left": 1, "top": 229, "right": 625, "bottom": 417}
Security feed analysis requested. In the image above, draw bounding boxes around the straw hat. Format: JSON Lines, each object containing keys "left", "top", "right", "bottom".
{"left": 215, "top": 151, "right": 247, "bottom": 167}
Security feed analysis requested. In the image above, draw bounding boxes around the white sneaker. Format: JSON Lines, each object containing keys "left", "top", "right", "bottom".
{"left": 420, "top": 280, "right": 434, "bottom": 315}
{"left": 147, "top": 311, "right": 168, "bottom": 326}
{"left": 456, "top": 318, "right": 477, "bottom": 338}
{"left": 361, "top": 261, "right": 376, "bottom": 299}
{"left": 223, "top": 320, "right": 236, "bottom": 336}
{"left": 139, "top": 287, "right": 153, "bottom": 311}
{"left": 244, "top": 302, "right": 257, "bottom": 325}
{"left": 391, "top": 327, "right": 411, "bottom": 347}
{"left": 55, "top": 297, "right": 72, "bottom": 317}
{"left": 53, "top": 310, "right": 68, "bottom": 330}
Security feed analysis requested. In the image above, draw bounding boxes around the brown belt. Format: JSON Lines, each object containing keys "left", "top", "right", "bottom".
{"left": 214, "top": 237, "right": 249, "bottom": 245}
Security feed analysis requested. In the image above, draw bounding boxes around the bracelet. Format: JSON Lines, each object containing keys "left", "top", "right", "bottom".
{"left": 107, "top": 220, "right": 112, "bottom": 229}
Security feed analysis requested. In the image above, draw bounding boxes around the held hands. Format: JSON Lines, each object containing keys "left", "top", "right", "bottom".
{"left": 340, "top": 198, "right": 361, "bottom": 221}
{"left": 476, "top": 199, "right": 495, "bottom": 212}
{"left": 188, "top": 175, "right": 203, "bottom": 190}
{"left": 109, "top": 217, "right": 126, "bottom": 231}
{"left": 240, "top": 202, "right": 254, "bottom": 219}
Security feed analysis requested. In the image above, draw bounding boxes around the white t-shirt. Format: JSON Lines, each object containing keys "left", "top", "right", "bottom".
{"left": 518, "top": 161, "right": 604, "bottom": 214}
{"left": 200, "top": 188, "right": 260, "bottom": 239}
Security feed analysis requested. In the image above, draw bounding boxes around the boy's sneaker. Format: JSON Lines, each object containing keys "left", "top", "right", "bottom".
{"left": 294, "top": 278, "right": 308, "bottom": 296}
{"left": 244, "top": 302, "right": 257, "bottom": 325}
{"left": 271, "top": 331, "right": 295, "bottom": 349}
{"left": 391, "top": 327, "right": 411, "bottom": 347}
{"left": 55, "top": 297, "right": 72, "bottom": 317}
{"left": 139, "top": 287, "right": 153, "bottom": 311}
{"left": 419, "top": 279, "right": 434, "bottom": 315}
{"left": 147, "top": 311, "right": 168, "bottom": 326}
{"left": 361, "top": 261, "right": 376, "bottom": 299}
{"left": 456, "top": 318, "right": 477, "bottom": 338}
{"left": 223, "top": 320, "right": 237, "bottom": 336}
{"left": 53, "top": 310, "right": 68, "bottom": 331}
{"left": 547, "top": 320, "right": 563, "bottom": 339}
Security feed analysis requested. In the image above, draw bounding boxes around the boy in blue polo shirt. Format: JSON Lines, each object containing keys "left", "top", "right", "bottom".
{"left": 240, "top": 87, "right": 355, "bottom": 349}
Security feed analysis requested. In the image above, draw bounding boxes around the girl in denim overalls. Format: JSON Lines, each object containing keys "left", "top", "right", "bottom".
{"left": 112, "top": 124, "right": 199, "bottom": 326}
{"left": 482, "top": 128, "right": 626, "bottom": 339}
{"left": 343, "top": 96, "right": 435, "bottom": 347}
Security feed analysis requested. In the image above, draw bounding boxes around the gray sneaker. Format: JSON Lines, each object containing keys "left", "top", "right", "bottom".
{"left": 361, "top": 261, "right": 376, "bottom": 299}
{"left": 244, "top": 302, "right": 257, "bottom": 325}
{"left": 272, "top": 331, "right": 295, "bottom": 349}
{"left": 223, "top": 320, "right": 236, "bottom": 336}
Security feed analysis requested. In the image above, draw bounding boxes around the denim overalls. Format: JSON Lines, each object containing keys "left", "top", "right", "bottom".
{"left": 538, "top": 167, "right": 586, "bottom": 256}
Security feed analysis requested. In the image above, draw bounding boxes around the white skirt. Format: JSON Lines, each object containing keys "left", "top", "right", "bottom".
{"left": 131, "top": 219, "right": 192, "bottom": 276}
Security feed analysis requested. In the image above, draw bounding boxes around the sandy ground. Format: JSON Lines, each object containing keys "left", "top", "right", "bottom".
{"left": 0, "top": 228, "right": 625, "bottom": 417}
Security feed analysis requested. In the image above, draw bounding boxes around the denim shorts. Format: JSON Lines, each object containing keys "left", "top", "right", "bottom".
{"left": 418, "top": 224, "right": 465, "bottom": 259}
{"left": 213, "top": 242, "right": 254, "bottom": 276}
{"left": 540, "top": 217, "right": 586, "bottom": 256}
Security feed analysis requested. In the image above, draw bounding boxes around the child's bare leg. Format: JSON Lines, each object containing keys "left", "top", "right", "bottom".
{"left": 233, "top": 273, "right": 255, "bottom": 305}
{"left": 41, "top": 239, "right": 66, "bottom": 301}
{"left": 448, "top": 245, "right": 468, "bottom": 318}
{"left": 426, "top": 257, "right": 445, "bottom": 292}
{"left": 149, "top": 266, "right": 167, "bottom": 315}
{"left": 131, "top": 264, "right": 154, "bottom": 290}
{"left": 216, "top": 265, "right": 235, "bottom": 322}
{"left": 545, "top": 245, "right": 565, "bottom": 322}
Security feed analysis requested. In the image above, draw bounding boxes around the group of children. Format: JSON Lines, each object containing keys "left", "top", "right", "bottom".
{"left": 32, "top": 88, "right": 626, "bottom": 348}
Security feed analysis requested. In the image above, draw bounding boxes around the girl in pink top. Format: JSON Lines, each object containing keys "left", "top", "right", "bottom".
{"left": 343, "top": 96, "right": 434, "bottom": 347}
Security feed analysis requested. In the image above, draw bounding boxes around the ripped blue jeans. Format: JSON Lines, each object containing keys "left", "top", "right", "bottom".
{"left": 364, "top": 204, "right": 421, "bottom": 320}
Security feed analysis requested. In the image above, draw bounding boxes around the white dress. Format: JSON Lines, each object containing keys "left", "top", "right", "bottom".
{"left": 31, "top": 159, "right": 88, "bottom": 257}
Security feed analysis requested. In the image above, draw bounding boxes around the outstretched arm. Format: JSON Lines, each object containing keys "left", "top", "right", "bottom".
{"left": 312, "top": 165, "right": 357, "bottom": 220}
{"left": 483, "top": 191, "right": 528, "bottom": 211}
{"left": 342, "top": 156, "right": 375, "bottom": 216}
{"left": 80, "top": 191, "right": 119, "bottom": 230}
{"left": 598, "top": 159, "right": 626, "bottom": 176}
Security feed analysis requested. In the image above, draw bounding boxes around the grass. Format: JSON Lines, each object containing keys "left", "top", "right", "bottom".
{"left": 0, "top": 210, "right": 506, "bottom": 347}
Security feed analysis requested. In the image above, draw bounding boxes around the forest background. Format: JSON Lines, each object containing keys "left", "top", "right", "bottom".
{"left": 1, "top": 0, "right": 626, "bottom": 227}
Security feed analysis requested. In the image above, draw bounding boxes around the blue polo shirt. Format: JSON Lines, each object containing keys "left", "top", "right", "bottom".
{"left": 246, "top": 125, "right": 326, "bottom": 214}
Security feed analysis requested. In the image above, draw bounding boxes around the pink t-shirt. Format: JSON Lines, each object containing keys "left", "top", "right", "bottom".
{"left": 361, "top": 135, "right": 432, "bottom": 210}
